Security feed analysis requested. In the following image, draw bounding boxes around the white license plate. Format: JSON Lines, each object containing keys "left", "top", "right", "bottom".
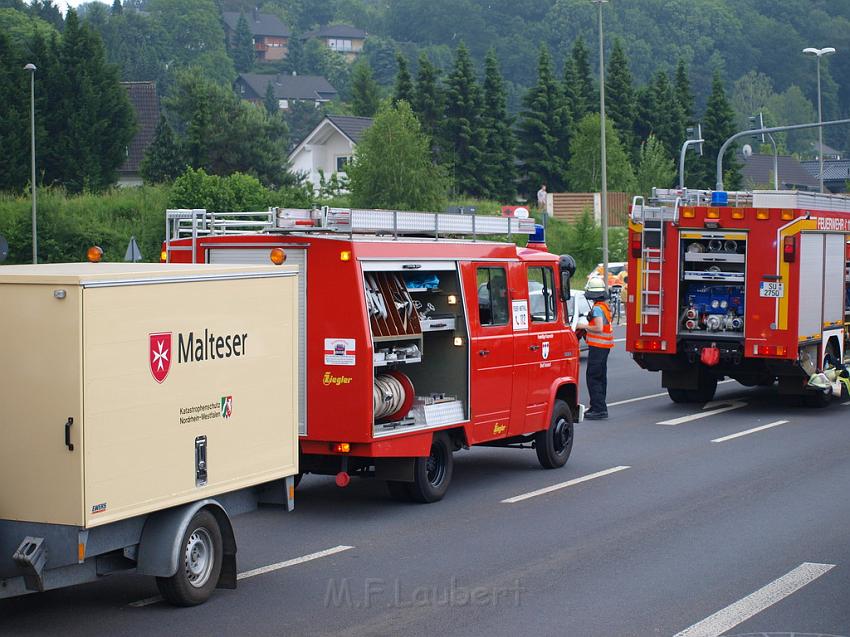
{"left": 759, "top": 281, "right": 784, "bottom": 298}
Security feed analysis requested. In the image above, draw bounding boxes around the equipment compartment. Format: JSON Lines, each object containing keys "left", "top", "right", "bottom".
{"left": 366, "top": 266, "right": 469, "bottom": 435}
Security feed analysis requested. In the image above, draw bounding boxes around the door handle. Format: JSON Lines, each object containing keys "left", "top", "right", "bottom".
{"left": 479, "top": 349, "right": 490, "bottom": 356}
{"left": 529, "top": 344, "right": 540, "bottom": 351}
{"left": 65, "top": 417, "right": 74, "bottom": 452}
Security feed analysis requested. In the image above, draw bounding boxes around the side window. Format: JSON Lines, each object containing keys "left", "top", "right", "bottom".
{"left": 477, "top": 267, "right": 509, "bottom": 326}
{"left": 527, "top": 266, "right": 557, "bottom": 322}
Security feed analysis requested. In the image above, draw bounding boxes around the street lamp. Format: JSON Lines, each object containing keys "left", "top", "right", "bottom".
{"left": 592, "top": 0, "right": 609, "bottom": 292}
{"left": 802, "top": 46, "right": 836, "bottom": 193}
{"left": 24, "top": 63, "right": 37, "bottom": 264}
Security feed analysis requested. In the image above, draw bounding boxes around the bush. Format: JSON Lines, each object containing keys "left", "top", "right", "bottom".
{"left": 169, "top": 167, "right": 313, "bottom": 212}
{"left": 0, "top": 186, "right": 170, "bottom": 264}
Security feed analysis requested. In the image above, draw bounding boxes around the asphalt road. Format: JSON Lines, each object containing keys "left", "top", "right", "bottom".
{"left": 3, "top": 325, "right": 850, "bottom": 637}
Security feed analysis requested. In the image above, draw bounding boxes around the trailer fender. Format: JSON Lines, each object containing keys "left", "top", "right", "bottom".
{"left": 136, "top": 499, "right": 237, "bottom": 589}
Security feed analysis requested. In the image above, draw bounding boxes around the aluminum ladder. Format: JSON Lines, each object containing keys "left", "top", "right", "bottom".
{"left": 631, "top": 196, "right": 680, "bottom": 337}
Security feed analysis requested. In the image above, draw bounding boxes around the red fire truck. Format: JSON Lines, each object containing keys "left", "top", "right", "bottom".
{"left": 164, "top": 207, "right": 583, "bottom": 502}
{"left": 627, "top": 189, "right": 850, "bottom": 406}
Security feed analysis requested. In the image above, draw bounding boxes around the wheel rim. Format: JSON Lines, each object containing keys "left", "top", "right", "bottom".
{"left": 426, "top": 443, "right": 447, "bottom": 486}
{"left": 184, "top": 527, "right": 214, "bottom": 589}
{"left": 553, "top": 417, "right": 572, "bottom": 454}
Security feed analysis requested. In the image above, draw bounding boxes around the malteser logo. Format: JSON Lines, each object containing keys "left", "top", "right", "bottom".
{"left": 149, "top": 332, "right": 172, "bottom": 383}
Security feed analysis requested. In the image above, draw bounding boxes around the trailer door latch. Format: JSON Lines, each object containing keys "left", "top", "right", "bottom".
{"left": 195, "top": 435, "right": 208, "bottom": 487}
{"left": 65, "top": 417, "right": 74, "bottom": 451}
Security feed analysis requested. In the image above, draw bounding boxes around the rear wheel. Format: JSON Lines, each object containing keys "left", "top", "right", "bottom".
{"left": 385, "top": 480, "right": 411, "bottom": 501}
{"left": 156, "top": 509, "right": 222, "bottom": 606}
{"left": 407, "top": 433, "right": 453, "bottom": 503}
{"left": 667, "top": 387, "right": 690, "bottom": 403}
{"left": 688, "top": 376, "right": 717, "bottom": 403}
{"left": 535, "top": 399, "right": 574, "bottom": 469}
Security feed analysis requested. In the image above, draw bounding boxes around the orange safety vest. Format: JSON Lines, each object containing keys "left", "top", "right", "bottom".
{"left": 585, "top": 301, "right": 614, "bottom": 349}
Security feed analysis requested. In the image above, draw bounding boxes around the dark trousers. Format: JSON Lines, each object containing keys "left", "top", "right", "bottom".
{"left": 586, "top": 346, "right": 610, "bottom": 413}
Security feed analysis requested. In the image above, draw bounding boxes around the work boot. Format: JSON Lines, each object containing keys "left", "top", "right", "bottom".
{"left": 584, "top": 410, "right": 608, "bottom": 420}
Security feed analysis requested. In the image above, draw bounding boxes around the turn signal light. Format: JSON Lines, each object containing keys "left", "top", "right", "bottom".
{"left": 86, "top": 246, "right": 103, "bottom": 263}
{"left": 682, "top": 208, "right": 696, "bottom": 219}
{"left": 754, "top": 344, "right": 787, "bottom": 357}
{"left": 706, "top": 208, "right": 720, "bottom": 219}
{"left": 333, "top": 442, "right": 351, "bottom": 453}
{"left": 783, "top": 236, "right": 796, "bottom": 262}
{"left": 634, "top": 339, "right": 667, "bottom": 352}
{"left": 340, "top": 250, "right": 352, "bottom": 262}
{"left": 731, "top": 209, "right": 745, "bottom": 220}
{"left": 781, "top": 210, "right": 795, "bottom": 221}
{"left": 756, "top": 209, "right": 770, "bottom": 220}
{"left": 160, "top": 249, "right": 167, "bottom": 263}
{"left": 270, "top": 247, "right": 286, "bottom": 265}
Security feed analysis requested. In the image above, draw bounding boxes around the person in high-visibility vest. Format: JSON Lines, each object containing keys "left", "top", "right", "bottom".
{"left": 583, "top": 277, "right": 614, "bottom": 419}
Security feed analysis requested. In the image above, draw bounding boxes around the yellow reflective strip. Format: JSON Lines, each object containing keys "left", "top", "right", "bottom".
{"left": 777, "top": 218, "right": 817, "bottom": 331}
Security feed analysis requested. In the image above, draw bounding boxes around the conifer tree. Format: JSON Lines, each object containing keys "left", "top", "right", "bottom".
{"left": 633, "top": 84, "right": 656, "bottom": 148}
{"left": 0, "top": 32, "right": 29, "bottom": 191}
{"left": 285, "top": 31, "right": 305, "bottom": 75}
{"left": 264, "top": 80, "right": 278, "bottom": 115}
{"left": 481, "top": 49, "right": 517, "bottom": 201}
{"left": 412, "top": 53, "right": 443, "bottom": 161}
{"left": 111, "top": 0, "right": 122, "bottom": 15}
{"left": 519, "top": 46, "right": 571, "bottom": 194}
{"left": 393, "top": 52, "right": 414, "bottom": 106}
{"left": 140, "top": 115, "right": 185, "bottom": 183}
{"left": 651, "top": 70, "right": 686, "bottom": 161}
{"left": 605, "top": 38, "right": 636, "bottom": 158}
{"left": 570, "top": 37, "right": 595, "bottom": 119}
{"left": 443, "top": 42, "right": 487, "bottom": 197}
{"left": 233, "top": 11, "right": 255, "bottom": 73}
{"left": 695, "top": 70, "right": 741, "bottom": 190}
{"left": 562, "top": 58, "right": 582, "bottom": 125}
{"left": 350, "top": 59, "right": 381, "bottom": 117}
{"left": 674, "top": 58, "right": 695, "bottom": 122}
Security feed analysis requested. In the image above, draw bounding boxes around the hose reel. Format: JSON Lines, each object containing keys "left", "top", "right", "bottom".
{"left": 373, "top": 371, "right": 414, "bottom": 421}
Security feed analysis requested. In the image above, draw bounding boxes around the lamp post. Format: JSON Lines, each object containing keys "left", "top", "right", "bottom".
{"left": 24, "top": 63, "right": 37, "bottom": 264}
{"left": 592, "top": 0, "right": 609, "bottom": 292}
{"left": 802, "top": 47, "right": 835, "bottom": 193}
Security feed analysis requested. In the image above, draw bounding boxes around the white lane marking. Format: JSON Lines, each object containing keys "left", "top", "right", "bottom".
{"left": 711, "top": 420, "right": 789, "bottom": 443}
{"left": 843, "top": 401, "right": 850, "bottom": 406}
{"left": 501, "top": 466, "right": 630, "bottom": 504}
{"left": 608, "top": 380, "right": 735, "bottom": 408}
{"left": 129, "top": 545, "right": 354, "bottom": 607}
{"left": 657, "top": 400, "right": 747, "bottom": 426}
{"left": 613, "top": 337, "right": 627, "bottom": 343}
{"left": 673, "top": 562, "right": 835, "bottom": 637}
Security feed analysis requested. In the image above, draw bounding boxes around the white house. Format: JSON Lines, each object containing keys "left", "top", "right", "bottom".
{"left": 288, "top": 115, "right": 372, "bottom": 190}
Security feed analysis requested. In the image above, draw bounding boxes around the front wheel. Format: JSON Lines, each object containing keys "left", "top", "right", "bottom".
{"left": 407, "top": 433, "right": 453, "bottom": 503}
{"left": 156, "top": 509, "right": 223, "bottom": 606}
{"left": 535, "top": 399, "right": 574, "bottom": 469}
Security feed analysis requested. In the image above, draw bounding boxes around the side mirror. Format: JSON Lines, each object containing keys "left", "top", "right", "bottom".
{"left": 560, "top": 271, "right": 571, "bottom": 301}
{"left": 559, "top": 254, "right": 576, "bottom": 302}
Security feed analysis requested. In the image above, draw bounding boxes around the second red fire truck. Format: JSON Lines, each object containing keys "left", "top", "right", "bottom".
{"left": 164, "top": 207, "right": 584, "bottom": 502}
{"left": 627, "top": 188, "right": 850, "bottom": 405}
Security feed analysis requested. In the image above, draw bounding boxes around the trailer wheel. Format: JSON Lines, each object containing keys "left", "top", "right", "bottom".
{"left": 535, "top": 400, "right": 574, "bottom": 469}
{"left": 156, "top": 509, "right": 223, "bottom": 606}
{"left": 407, "top": 433, "right": 453, "bottom": 503}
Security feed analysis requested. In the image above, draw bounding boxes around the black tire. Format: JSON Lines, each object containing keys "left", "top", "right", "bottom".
{"left": 803, "top": 389, "right": 832, "bottom": 408}
{"left": 385, "top": 480, "right": 411, "bottom": 501}
{"left": 535, "top": 399, "right": 574, "bottom": 469}
{"left": 667, "top": 387, "right": 690, "bottom": 403}
{"left": 407, "top": 433, "right": 453, "bottom": 503}
{"left": 156, "top": 509, "right": 223, "bottom": 606}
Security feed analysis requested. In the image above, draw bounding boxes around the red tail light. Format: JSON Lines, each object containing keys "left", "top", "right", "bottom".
{"left": 630, "top": 234, "right": 642, "bottom": 259}
{"left": 783, "top": 236, "right": 796, "bottom": 262}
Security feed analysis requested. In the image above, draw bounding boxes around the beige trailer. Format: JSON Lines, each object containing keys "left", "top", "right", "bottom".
{"left": 0, "top": 262, "right": 299, "bottom": 605}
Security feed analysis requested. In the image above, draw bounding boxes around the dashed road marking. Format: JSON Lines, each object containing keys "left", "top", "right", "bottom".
{"left": 129, "top": 545, "right": 354, "bottom": 607}
{"left": 711, "top": 420, "right": 789, "bottom": 443}
{"left": 673, "top": 562, "right": 835, "bottom": 637}
{"left": 657, "top": 400, "right": 747, "bottom": 426}
{"left": 501, "top": 466, "right": 630, "bottom": 504}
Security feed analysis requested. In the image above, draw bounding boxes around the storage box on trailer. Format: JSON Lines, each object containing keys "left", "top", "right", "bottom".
{"left": 0, "top": 263, "right": 299, "bottom": 529}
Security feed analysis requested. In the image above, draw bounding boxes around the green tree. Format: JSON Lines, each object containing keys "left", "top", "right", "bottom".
{"left": 111, "top": 0, "right": 122, "bottom": 15}
{"left": 570, "top": 36, "right": 595, "bottom": 120}
{"left": 285, "top": 30, "right": 305, "bottom": 75}
{"left": 99, "top": 11, "right": 169, "bottom": 85}
{"left": 605, "top": 38, "right": 635, "bottom": 158}
{"left": 694, "top": 70, "right": 741, "bottom": 190}
{"left": 233, "top": 11, "right": 255, "bottom": 73}
{"left": 412, "top": 52, "right": 443, "bottom": 160}
{"left": 651, "top": 70, "right": 686, "bottom": 160}
{"left": 148, "top": 0, "right": 234, "bottom": 85}
{"left": 285, "top": 100, "right": 326, "bottom": 150}
{"left": 674, "top": 58, "right": 695, "bottom": 122}
{"left": 140, "top": 115, "right": 185, "bottom": 183}
{"left": 304, "top": 39, "right": 351, "bottom": 98}
{"left": 568, "top": 113, "right": 636, "bottom": 193}
{"left": 0, "top": 8, "right": 58, "bottom": 49}
{"left": 393, "top": 52, "right": 413, "bottom": 105}
{"left": 481, "top": 49, "right": 516, "bottom": 201}
{"left": 45, "top": 10, "right": 136, "bottom": 192}
{"left": 348, "top": 100, "right": 448, "bottom": 210}
{"left": 350, "top": 59, "right": 381, "bottom": 117}
{"left": 636, "top": 134, "right": 676, "bottom": 197}
{"left": 0, "top": 32, "right": 29, "bottom": 192}
{"left": 443, "top": 42, "right": 487, "bottom": 197}
{"left": 264, "top": 80, "right": 278, "bottom": 115}
{"left": 519, "top": 46, "right": 571, "bottom": 194}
